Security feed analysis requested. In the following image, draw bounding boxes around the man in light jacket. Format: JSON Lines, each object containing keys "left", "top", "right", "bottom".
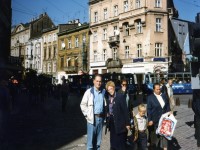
{"left": 80, "top": 74, "right": 106, "bottom": 150}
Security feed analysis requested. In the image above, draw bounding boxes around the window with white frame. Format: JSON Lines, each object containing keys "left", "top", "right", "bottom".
{"left": 155, "top": 43, "right": 162, "bottom": 56}
{"left": 103, "top": 28, "right": 107, "bottom": 40}
{"left": 53, "top": 33, "right": 57, "bottom": 41}
{"left": 75, "top": 56, "right": 78, "bottom": 66}
{"left": 114, "top": 5, "right": 118, "bottom": 16}
{"left": 137, "top": 44, "right": 142, "bottom": 57}
{"left": 82, "top": 34, "right": 86, "bottom": 43}
{"left": 125, "top": 46, "right": 129, "bottom": 59}
{"left": 93, "top": 31, "right": 97, "bottom": 42}
{"left": 103, "top": 49, "right": 107, "bottom": 61}
{"left": 94, "top": 51, "right": 97, "bottom": 62}
{"left": 114, "top": 26, "right": 118, "bottom": 36}
{"left": 53, "top": 62, "right": 56, "bottom": 72}
{"left": 156, "top": 18, "right": 161, "bottom": 32}
{"left": 48, "top": 63, "right": 51, "bottom": 72}
{"left": 113, "top": 48, "right": 117, "bottom": 60}
{"left": 61, "top": 40, "right": 65, "bottom": 50}
{"left": 136, "top": 20, "right": 142, "bottom": 33}
{"left": 68, "top": 39, "right": 71, "bottom": 48}
{"left": 136, "top": 0, "right": 141, "bottom": 9}
{"left": 124, "top": 23, "right": 129, "bottom": 36}
{"left": 67, "top": 57, "right": 71, "bottom": 66}
{"left": 104, "top": 8, "right": 108, "bottom": 20}
{"left": 155, "top": 0, "right": 161, "bottom": 7}
{"left": 124, "top": 1, "right": 128, "bottom": 12}
{"left": 43, "top": 36, "right": 46, "bottom": 43}
{"left": 94, "top": 12, "right": 98, "bottom": 22}
{"left": 48, "top": 34, "right": 52, "bottom": 42}
{"left": 75, "top": 37, "right": 79, "bottom": 47}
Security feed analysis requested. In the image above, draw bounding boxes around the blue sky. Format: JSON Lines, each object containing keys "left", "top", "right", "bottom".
{"left": 12, "top": 0, "right": 200, "bottom": 26}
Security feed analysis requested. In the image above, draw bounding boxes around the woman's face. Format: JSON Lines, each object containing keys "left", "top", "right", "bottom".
{"left": 107, "top": 85, "right": 115, "bottom": 96}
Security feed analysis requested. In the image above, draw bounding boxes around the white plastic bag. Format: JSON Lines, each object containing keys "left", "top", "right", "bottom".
{"left": 156, "top": 112, "right": 177, "bottom": 140}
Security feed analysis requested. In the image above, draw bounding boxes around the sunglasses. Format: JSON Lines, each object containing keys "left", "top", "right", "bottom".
{"left": 122, "top": 84, "right": 127, "bottom": 86}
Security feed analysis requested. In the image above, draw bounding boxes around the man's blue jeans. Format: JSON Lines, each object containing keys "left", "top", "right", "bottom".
{"left": 87, "top": 116, "right": 104, "bottom": 150}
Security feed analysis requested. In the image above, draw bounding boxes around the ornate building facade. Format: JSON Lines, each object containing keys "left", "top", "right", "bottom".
{"left": 89, "top": 0, "right": 182, "bottom": 75}
{"left": 57, "top": 21, "right": 89, "bottom": 83}
{"left": 42, "top": 26, "right": 58, "bottom": 80}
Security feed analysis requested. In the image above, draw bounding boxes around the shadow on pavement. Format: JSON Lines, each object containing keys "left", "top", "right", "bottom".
{"left": 3, "top": 93, "right": 87, "bottom": 150}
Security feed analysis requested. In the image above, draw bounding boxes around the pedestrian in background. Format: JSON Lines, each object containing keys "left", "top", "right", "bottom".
{"left": 80, "top": 74, "right": 106, "bottom": 150}
{"left": 105, "top": 81, "right": 130, "bottom": 150}
{"left": 117, "top": 79, "right": 132, "bottom": 115}
{"left": 166, "top": 79, "right": 175, "bottom": 111}
{"left": 160, "top": 78, "right": 168, "bottom": 97}
{"left": 147, "top": 83, "right": 170, "bottom": 150}
{"left": 192, "top": 89, "right": 200, "bottom": 148}
{"left": 118, "top": 79, "right": 133, "bottom": 146}
{"left": 60, "top": 78, "right": 69, "bottom": 112}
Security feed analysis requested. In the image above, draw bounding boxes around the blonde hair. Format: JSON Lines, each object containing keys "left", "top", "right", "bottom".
{"left": 138, "top": 104, "right": 146, "bottom": 111}
{"left": 105, "top": 81, "right": 115, "bottom": 90}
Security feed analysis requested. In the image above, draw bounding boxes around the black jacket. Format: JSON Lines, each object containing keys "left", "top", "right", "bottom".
{"left": 147, "top": 93, "right": 170, "bottom": 127}
{"left": 192, "top": 89, "right": 200, "bottom": 116}
{"left": 105, "top": 92, "right": 130, "bottom": 134}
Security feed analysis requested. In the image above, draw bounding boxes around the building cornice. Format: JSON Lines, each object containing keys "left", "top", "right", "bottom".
{"left": 90, "top": 18, "right": 119, "bottom": 28}
{"left": 57, "top": 24, "right": 89, "bottom": 36}
{"left": 89, "top": 0, "right": 104, "bottom": 5}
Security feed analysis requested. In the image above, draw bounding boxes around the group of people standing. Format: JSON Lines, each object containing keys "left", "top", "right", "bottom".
{"left": 80, "top": 74, "right": 175, "bottom": 150}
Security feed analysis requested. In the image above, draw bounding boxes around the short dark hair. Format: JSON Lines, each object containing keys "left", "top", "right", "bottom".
{"left": 153, "top": 83, "right": 160, "bottom": 89}
{"left": 93, "top": 74, "right": 102, "bottom": 80}
{"left": 160, "top": 78, "right": 166, "bottom": 82}
{"left": 121, "top": 79, "right": 127, "bottom": 84}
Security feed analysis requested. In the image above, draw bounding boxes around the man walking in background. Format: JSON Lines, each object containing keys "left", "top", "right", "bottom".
{"left": 166, "top": 79, "right": 175, "bottom": 111}
{"left": 60, "top": 77, "right": 69, "bottom": 112}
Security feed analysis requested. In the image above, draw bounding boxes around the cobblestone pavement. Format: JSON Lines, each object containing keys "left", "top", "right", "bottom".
{"left": 1, "top": 93, "right": 198, "bottom": 150}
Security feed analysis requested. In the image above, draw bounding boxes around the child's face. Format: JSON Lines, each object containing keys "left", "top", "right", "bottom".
{"left": 138, "top": 108, "right": 146, "bottom": 117}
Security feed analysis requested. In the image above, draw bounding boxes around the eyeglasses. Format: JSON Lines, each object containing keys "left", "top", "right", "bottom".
{"left": 122, "top": 84, "right": 127, "bottom": 86}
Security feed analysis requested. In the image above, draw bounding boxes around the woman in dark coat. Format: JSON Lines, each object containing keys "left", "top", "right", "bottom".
{"left": 105, "top": 81, "right": 130, "bottom": 150}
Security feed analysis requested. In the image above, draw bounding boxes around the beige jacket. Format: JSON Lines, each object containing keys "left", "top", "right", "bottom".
{"left": 80, "top": 87, "right": 106, "bottom": 124}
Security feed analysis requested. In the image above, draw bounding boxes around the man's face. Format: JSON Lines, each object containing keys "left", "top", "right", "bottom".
{"left": 168, "top": 80, "right": 173, "bottom": 86}
{"left": 121, "top": 81, "right": 127, "bottom": 91}
{"left": 107, "top": 85, "right": 115, "bottom": 96}
{"left": 154, "top": 85, "right": 161, "bottom": 95}
{"left": 93, "top": 76, "right": 102, "bottom": 89}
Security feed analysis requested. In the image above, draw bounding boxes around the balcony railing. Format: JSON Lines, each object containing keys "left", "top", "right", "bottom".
{"left": 64, "top": 66, "right": 78, "bottom": 72}
{"left": 108, "top": 35, "right": 120, "bottom": 43}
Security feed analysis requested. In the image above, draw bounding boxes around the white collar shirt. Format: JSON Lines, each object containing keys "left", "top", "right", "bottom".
{"left": 154, "top": 93, "right": 165, "bottom": 108}
{"left": 136, "top": 113, "right": 147, "bottom": 131}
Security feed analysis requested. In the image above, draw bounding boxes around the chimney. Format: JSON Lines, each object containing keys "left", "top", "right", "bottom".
{"left": 75, "top": 19, "right": 80, "bottom": 23}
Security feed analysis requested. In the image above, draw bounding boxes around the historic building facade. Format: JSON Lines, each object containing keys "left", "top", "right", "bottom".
{"left": 89, "top": 0, "right": 182, "bottom": 75}
{"left": 11, "top": 23, "right": 30, "bottom": 67}
{"left": 25, "top": 13, "right": 55, "bottom": 74}
{"left": 57, "top": 21, "right": 89, "bottom": 83}
{"left": 42, "top": 27, "right": 58, "bottom": 81}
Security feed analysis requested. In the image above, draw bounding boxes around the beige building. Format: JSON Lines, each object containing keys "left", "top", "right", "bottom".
{"left": 11, "top": 23, "right": 30, "bottom": 67}
{"left": 57, "top": 21, "right": 89, "bottom": 83}
{"left": 89, "top": 0, "right": 182, "bottom": 75}
{"left": 42, "top": 27, "right": 58, "bottom": 81}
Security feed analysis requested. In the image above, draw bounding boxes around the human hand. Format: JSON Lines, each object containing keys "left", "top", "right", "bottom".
{"left": 148, "top": 121, "right": 153, "bottom": 126}
{"left": 126, "top": 126, "right": 131, "bottom": 131}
